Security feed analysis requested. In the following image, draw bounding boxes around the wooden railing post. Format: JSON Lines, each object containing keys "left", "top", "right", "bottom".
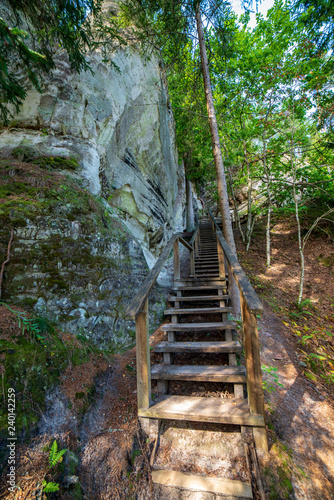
{"left": 217, "top": 234, "right": 226, "bottom": 278}
{"left": 136, "top": 298, "right": 150, "bottom": 410}
{"left": 174, "top": 239, "right": 180, "bottom": 280}
{"left": 190, "top": 249, "right": 195, "bottom": 275}
{"left": 240, "top": 294, "right": 268, "bottom": 452}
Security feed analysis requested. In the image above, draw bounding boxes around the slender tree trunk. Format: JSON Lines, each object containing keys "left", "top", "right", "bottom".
{"left": 195, "top": 4, "right": 240, "bottom": 316}
{"left": 265, "top": 185, "right": 272, "bottom": 267}
{"left": 262, "top": 130, "right": 272, "bottom": 267}
{"left": 227, "top": 164, "right": 245, "bottom": 243}
{"left": 242, "top": 136, "right": 255, "bottom": 250}
{"left": 221, "top": 138, "right": 244, "bottom": 243}
{"left": 186, "top": 179, "right": 195, "bottom": 232}
{"left": 289, "top": 96, "right": 304, "bottom": 304}
{"left": 0, "top": 228, "right": 14, "bottom": 299}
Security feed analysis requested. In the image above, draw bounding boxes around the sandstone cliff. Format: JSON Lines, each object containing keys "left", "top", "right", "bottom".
{"left": 0, "top": 1, "right": 187, "bottom": 345}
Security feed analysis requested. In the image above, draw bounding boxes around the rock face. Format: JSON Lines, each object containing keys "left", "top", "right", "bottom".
{"left": 0, "top": 0, "right": 186, "bottom": 264}
{"left": 0, "top": 1, "right": 187, "bottom": 345}
{"left": 0, "top": 162, "right": 166, "bottom": 348}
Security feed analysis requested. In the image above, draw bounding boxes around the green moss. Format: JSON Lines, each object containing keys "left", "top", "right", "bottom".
{"left": 11, "top": 147, "right": 79, "bottom": 171}
{"left": 35, "top": 156, "right": 79, "bottom": 171}
{"left": 0, "top": 306, "right": 104, "bottom": 454}
{"left": 12, "top": 146, "right": 39, "bottom": 162}
{"left": 18, "top": 297, "right": 38, "bottom": 309}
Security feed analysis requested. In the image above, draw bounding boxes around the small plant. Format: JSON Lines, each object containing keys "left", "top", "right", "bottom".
{"left": 48, "top": 440, "right": 66, "bottom": 467}
{"left": 42, "top": 481, "right": 60, "bottom": 493}
{"left": 0, "top": 302, "right": 48, "bottom": 345}
{"left": 42, "top": 440, "right": 67, "bottom": 493}
{"left": 262, "top": 364, "right": 284, "bottom": 393}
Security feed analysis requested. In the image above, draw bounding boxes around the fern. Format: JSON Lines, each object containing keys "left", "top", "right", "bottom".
{"left": 49, "top": 440, "right": 66, "bottom": 467}
{"left": 0, "top": 302, "right": 46, "bottom": 342}
{"left": 42, "top": 480, "right": 60, "bottom": 493}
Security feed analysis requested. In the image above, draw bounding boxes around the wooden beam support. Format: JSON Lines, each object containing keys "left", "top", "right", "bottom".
{"left": 126, "top": 234, "right": 178, "bottom": 319}
{"left": 136, "top": 299, "right": 150, "bottom": 410}
{"left": 240, "top": 294, "right": 268, "bottom": 452}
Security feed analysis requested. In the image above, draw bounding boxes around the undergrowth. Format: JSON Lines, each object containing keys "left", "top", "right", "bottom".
{"left": 0, "top": 302, "right": 108, "bottom": 463}
{"left": 238, "top": 213, "right": 334, "bottom": 393}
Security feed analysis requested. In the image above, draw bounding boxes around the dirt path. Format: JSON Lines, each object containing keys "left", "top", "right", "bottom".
{"left": 259, "top": 304, "right": 334, "bottom": 499}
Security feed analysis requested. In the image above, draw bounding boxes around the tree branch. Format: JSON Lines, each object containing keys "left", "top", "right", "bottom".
{"left": 0, "top": 229, "right": 14, "bottom": 300}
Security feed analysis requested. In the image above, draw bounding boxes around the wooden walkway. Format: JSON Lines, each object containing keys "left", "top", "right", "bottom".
{"left": 126, "top": 215, "right": 267, "bottom": 498}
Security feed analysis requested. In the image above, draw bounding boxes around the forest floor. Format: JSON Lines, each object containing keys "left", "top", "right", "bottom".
{"left": 1, "top": 214, "right": 334, "bottom": 499}
{"left": 236, "top": 214, "right": 334, "bottom": 499}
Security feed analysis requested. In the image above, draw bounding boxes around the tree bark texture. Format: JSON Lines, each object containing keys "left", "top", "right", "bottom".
{"left": 195, "top": 4, "right": 240, "bottom": 315}
{"left": 186, "top": 179, "right": 195, "bottom": 232}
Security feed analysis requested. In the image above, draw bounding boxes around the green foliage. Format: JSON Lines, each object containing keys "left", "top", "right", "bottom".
{"left": 12, "top": 147, "right": 79, "bottom": 171}
{"left": 0, "top": 0, "right": 132, "bottom": 123}
{"left": 262, "top": 364, "right": 284, "bottom": 393}
{"left": 0, "top": 303, "right": 105, "bottom": 444}
{"left": 48, "top": 440, "right": 67, "bottom": 467}
{"left": 42, "top": 481, "right": 60, "bottom": 493}
{"left": 41, "top": 440, "right": 67, "bottom": 494}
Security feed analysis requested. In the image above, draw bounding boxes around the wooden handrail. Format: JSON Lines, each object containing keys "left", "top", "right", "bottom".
{"left": 189, "top": 222, "right": 199, "bottom": 245}
{"left": 126, "top": 233, "right": 179, "bottom": 319}
{"left": 178, "top": 236, "right": 193, "bottom": 252}
{"left": 126, "top": 232, "right": 196, "bottom": 320}
{"left": 207, "top": 210, "right": 267, "bottom": 450}
{"left": 207, "top": 210, "right": 263, "bottom": 315}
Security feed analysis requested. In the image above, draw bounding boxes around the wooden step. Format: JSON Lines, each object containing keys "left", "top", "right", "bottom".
{"left": 175, "top": 278, "right": 227, "bottom": 284}
{"left": 172, "top": 285, "right": 227, "bottom": 291}
{"left": 194, "top": 263, "right": 219, "bottom": 267}
{"left": 161, "top": 321, "right": 235, "bottom": 331}
{"left": 195, "top": 264, "right": 220, "bottom": 268}
{"left": 139, "top": 395, "right": 265, "bottom": 426}
{"left": 152, "top": 470, "right": 253, "bottom": 498}
{"left": 164, "top": 307, "right": 232, "bottom": 315}
{"left": 151, "top": 364, "right": 246, "bottom": 382}
{"left": 190, "top": 271, "right": 220, "bottom": 280}
{"left": 153, "top": 341, "right": 242, "bottom": 354}
{"left": 168, "top": 295, "right": 229, "bottom": 302}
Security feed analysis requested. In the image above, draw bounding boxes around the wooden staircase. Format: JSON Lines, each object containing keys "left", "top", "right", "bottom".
{"left": 126, "top": 215, "right": 267, "bottom": 498}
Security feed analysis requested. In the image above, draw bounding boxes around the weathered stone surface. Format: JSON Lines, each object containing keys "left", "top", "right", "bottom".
{"left": 0, "top": 164, "right": 166, "bottom": 348}
{"left": 0, "top": 0, "right": 190, "bottom": 344}
{"left": 0, "top": 5, "right": 187, "bottom": 262}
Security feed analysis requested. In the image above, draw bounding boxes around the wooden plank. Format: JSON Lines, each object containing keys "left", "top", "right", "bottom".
{"left": 191, "top": 276, "right": 221, "bottom": 280}
{"left": 153, "top": 341, "right": 242, "bottom": 354}
{"left": 217, "top": 233, "right": 226, "bottom": 278}
{"left": 138, "top": 395, "right": 265, "bottom": 427}
{"left": 152, "top": 470, "right": 253, "bottom": 498}
{"left": 151, "top": 364, "right": 246, "bottom": 382}
{"left": 195, "top": 263, "right": 220, "bottom": 268}
{"left": 126, "top": 233, "right": 178, "bottom": 319}
{"left": 161, "top": 321, "right": 235, "bottom": 331}
{"left": 189, "top": 223, "right": 200, "bottom": 246}
{"left": 174, "top": 278, "right": 227, "bottom": 284}
{"left": 168, "top": 295, "right": 229, "bottom": 302}
{"left": 172, "top": 285, "right": 227, "bottom": 291}
{"left": 195, "top": 261, "right": 219, "bottom": 264}
{"left": 136, "top": 299, "right": 150, "bottom": 409}
{"left": 207, "top": 210, "right": 263, "bottom": 315}
{"left": 178, "top": 236, "right": 193, "bottom": 252}
{"left": 241, "top": 295, "right": 266, "bottom": 420}
{"left": 164, "top": 307, "right": 232, "bottom": 315}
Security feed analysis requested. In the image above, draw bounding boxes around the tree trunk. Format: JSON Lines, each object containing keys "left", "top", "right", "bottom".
{"left": 195, "top": 4, "right": 240, "bottom": 316}
{"left": 243, "top": 137, "right": 254, "bottom": 250}
{"left": 262, "top": 130, "right": 271, "bottom": 267}
{"left": 186, "top": 179, "right": 195, "bottom": 232}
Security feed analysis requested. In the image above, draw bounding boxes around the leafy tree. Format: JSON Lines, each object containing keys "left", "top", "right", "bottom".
{"left": 0, "top": 0, "right": 102, "bottom": 124}
{"left": 293, "top": 0, "right": 334, "bottom": 51}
